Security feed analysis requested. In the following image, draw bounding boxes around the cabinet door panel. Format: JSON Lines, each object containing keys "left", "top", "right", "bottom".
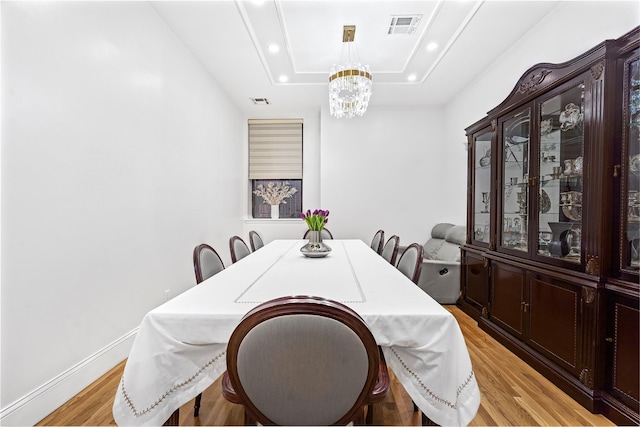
{"left": 536, "top": 83, "right": 584, "bottom": 265}
{"left": 490, "top": 262, "right": 525, "bottom": 338}
{"left": 621, "top": 55, "right": 640, "bottom": 277}
{"left": 608, "top": 300, "right": 640, "bottom": 411}
{"left": 464, "top": 252, "right": 488, "bottom": 308}
{"left": 472, "top": 128, "right": 493, "bottom": 246}
{"left": 499, "top": 108, "right": 531, "bottom": 254}
{"left": 528, "top": 276, "right": 580, "bottom": 373}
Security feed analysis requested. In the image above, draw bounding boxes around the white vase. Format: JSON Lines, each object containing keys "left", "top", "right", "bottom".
{"left": 270, "top": 204, "right": 279, "bottom": 219}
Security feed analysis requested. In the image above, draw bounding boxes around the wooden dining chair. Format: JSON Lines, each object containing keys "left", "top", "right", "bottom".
{"left": 248, "top": 230, "right": 264, "bottom": 252}
{"left": 221, "top": 295, "right": 389, "bottom": 425}
{"left": 370, "top": 230, "right": 385, "bottom": 255}
{"left": 191, "top": 243, "right": 225, "bottom": 416}
{"left": 192, "top": 243, "right": 225, "bottom": 284}
{"left": 396, "top": 243, "right": 424, "bottom": 284}
{"left": 303, "top": 228, "right": 334, "bottom": 239}
{"left": 381, "top": 235, "right": 400, "bottom": 265}
{"left": 229, "top": 236, "right": 251, "bottom": 263}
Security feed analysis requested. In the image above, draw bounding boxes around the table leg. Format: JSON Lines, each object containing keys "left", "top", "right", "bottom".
{"left": 163, "top": 408, "right": 179, "bottom": 426}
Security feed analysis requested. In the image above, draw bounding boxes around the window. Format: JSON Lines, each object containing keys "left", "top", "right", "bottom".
{"left": 248, "top": 119, "right": 303, "bottom": 218}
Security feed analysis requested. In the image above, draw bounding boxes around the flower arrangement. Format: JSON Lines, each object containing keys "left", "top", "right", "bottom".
{"left": 301, "top": 209, "right": 329, "bottom": 231}
{"left": 252, "top": 181, "right": 298, "bottom": 206}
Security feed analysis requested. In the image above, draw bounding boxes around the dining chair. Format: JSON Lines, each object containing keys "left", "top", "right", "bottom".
{"left": 229, "top": 236, "right": 251, "bottom": 263}
{"left": 396, "top": 243, "right": 424, "bottom": 284}
{"left": 221, "top": 295, "right": 389, "bottom": 425}
{"left": 303, "top": 228, "right": 334, "bottom": 240}
{"left": 381, "top": 235, "right": 400, "bottom": 265}
{"left": 191, "top": 243, "right": 225, "bottom": 416}
{"left": 370, "top": 230, "right": 385, "bottom": 254}
{"left": 192, "top": 243, "right": 225, "bottom": 285}
{"left": 248, "top": 230, "right": 264, "bottom": 252}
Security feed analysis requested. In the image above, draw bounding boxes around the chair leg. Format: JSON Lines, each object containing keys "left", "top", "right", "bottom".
{"left": 194, "top": 392, "right": 202, "bottom": 417}
{"left": 366, "top": 404, "right": 374, "bottom": 424}
{"left": 243, "top": 409, "right": 256, "bottom": 425}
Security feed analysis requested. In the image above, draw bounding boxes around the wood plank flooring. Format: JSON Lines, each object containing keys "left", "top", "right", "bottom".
{"left": 37, "top": 306, "right": 614, "bottom": 426}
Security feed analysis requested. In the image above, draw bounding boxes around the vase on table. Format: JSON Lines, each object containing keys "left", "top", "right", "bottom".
{"left": 270, "top": 204, "right": 279, "bottom": 219}
{"left": 300, "top": 230, "right": 332, "bottom": 258}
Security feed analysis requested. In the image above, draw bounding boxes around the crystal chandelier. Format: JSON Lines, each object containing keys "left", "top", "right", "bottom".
{"left": 328, "top": 25, "right": 372, "bottom": 119}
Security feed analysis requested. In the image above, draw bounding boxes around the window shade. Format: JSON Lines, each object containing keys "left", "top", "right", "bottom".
{"left": 248, "top": 119, "right": 302, "bottom": 179}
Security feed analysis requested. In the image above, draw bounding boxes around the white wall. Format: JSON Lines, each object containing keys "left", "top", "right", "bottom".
{"left": 320, "top": 106, "right": 466, "bottom": 246}
{"left": 0, "top": 2, "right": 244, "bottom": 424}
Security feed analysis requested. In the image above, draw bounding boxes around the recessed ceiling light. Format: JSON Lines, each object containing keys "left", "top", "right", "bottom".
{"left": 407, "top": 74, "right": 417, "bottom": 82}
{"left": 252, "top": 0, "right": 265, "bottom": 5}
{"left": 278, "top": 75, "right": 288, "bottom": 83}
{"left": 426, "top": 42, "right": 438, "bottom": 51}
{"left": 268, "top": 44, "right": 280, "bottom": 54}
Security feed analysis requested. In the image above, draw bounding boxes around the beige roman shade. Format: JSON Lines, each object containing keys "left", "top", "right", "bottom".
{"left": 248, "top": 119, "right": 303, "bottom": 179}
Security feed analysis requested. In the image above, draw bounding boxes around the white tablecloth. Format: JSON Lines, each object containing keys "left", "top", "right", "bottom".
{"left": 112, "top": 240, "right": 480, "bottom": 426}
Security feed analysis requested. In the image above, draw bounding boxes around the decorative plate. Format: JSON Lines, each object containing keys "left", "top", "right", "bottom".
{"left": 630, "top": 154, "right": 640, "bottom": 176}
{"left": 505, "top": 116, "right": 530, "bottom": 145}
{"left": 540, "top": 189, "right": 551, "bottom": 214}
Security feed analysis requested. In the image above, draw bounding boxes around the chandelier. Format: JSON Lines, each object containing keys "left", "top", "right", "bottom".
{"left": 328, "top": 25, "right": 372, "bottom": 119}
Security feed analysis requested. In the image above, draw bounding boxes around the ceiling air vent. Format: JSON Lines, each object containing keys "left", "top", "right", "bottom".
{"left": 250, "top": 98, "right": 271, "bottom": 105}
{"left": 387, "top": 15, "right": 422, "bottom": 35}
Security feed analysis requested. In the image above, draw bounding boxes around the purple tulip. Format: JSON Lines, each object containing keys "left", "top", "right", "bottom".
{"left": 300, "top": 212, "right": 306, "bottom": 219}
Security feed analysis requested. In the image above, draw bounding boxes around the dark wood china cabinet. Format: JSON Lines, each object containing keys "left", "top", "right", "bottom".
{"left": 459, "top": 27, "right": 639, "bottom": 425}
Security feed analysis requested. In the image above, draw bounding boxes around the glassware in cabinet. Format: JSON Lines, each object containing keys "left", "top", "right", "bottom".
{"left": 624, "top": 57, "right": 640, "bottom": 271}
{"left": 500, "top": 108, "right": 530, "bottom": 252}
{"left": 473, "top": 129, "right": 492, "bottom": 244}
{"left": 537, "top": 83, "right": 585, "bottom": 264}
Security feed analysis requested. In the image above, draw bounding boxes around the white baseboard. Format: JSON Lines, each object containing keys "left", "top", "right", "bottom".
{"left": 0, "top": 328, "right": 138, "bottom": 426}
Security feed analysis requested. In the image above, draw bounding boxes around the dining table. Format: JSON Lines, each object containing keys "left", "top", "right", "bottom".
{"left": 112, "top": 239, "right": 480, "bottom": 426}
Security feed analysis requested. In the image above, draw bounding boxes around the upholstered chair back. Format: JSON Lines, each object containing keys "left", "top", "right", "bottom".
{"left": 225, "top": 296, "right": 381, "bottom": 426}
{"left": 229, "top": 236, "right": 251, "bottom": 263}
{"left": 370, "top": 230, "right": 385, "bottom": 254}
{"left": 381, "top": 235, "right": 400, "bottom": 265}
{"left": 249, "top": 230, "right": 264, "bottom": 252}
{"left": 193, "top": 244, "right": 225, "bottom": 284}
{"left": 423, "top": 223, "right": 466, "bottom": 262}
{"left": 396, "top": 243, "right": 424, "bottom": 284}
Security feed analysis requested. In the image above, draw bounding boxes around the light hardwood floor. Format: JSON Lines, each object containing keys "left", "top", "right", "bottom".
{"left": 37, "top": 306, "right": 614, "bottom": 426}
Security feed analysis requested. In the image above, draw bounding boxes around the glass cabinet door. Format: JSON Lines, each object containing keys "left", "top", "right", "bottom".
{"left": 624, "top": 57, "right": 640, "bottom": 271}
{"left": 473, "top": 129, "right": 492, "bottom": 245}
{"left": 500, "top": 109, "right": 530, "bottom": 252}
{"left": 537, "top": 83, "right": 585, "bottom": 264}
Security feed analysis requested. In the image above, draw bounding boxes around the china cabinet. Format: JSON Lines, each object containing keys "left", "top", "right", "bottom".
{"left": 459, "top": 27, "right": 639, "bottom": 425}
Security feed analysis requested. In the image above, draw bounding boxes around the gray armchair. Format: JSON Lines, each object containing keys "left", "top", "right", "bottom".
{"left": 416, "top": 223, "right": 466, "bottom": 304}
